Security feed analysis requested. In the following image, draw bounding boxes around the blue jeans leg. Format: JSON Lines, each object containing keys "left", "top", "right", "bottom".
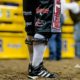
{"left": 56, "top": 33, "right": 61, "bottom": 60}
{"left": 48, "top": 34, "right": 56, "bottom": 60}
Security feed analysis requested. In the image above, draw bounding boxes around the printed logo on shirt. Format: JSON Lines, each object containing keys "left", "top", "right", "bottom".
{"left": 35, "top": 19, "right": 46, "bottom": 27}
{"left": 36, "top": 7, "right": 49, "bottom": 14}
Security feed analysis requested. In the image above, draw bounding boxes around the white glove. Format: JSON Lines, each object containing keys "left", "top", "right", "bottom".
{"left": 66, "top": 2, "right": 80, "bottom": 14}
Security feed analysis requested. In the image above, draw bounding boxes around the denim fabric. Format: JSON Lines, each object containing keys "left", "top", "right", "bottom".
{"left": 48, "top": 33, "right": 62, "bottom": 60}
{"left": 74, "top": 22, "right": 80, "bottom": 41}
{"left": 74, "top": 22, "right": 80, "bottom": 58}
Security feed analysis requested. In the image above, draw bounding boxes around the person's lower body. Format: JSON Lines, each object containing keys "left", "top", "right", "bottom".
{"left": 48, "top": 33, "right": 61, "bottom": 60}
{"left": 27, "top": 33, "right": 59, "bottom": 79}
{"left": 48, "top": 34, "right": 56, "bottom": 60}
{"left": 23, "top": 1, "right": 56, "bottom": 79}
{"left": 74, "top": 22, "right": 80, "bottom": 58}
{"left": 56, "top": 33, "right": 62, "bottom": 60}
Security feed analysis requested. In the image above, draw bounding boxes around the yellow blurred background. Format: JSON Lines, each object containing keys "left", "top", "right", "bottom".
{"left": 0, "top": 0, "right": 80, "bottom": 59}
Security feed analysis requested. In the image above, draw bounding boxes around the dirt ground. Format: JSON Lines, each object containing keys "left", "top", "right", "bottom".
{"left": 0, "top": 58, "right": 80, "bottom": 80}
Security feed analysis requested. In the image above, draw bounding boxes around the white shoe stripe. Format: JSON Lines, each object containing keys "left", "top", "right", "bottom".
{"left": 46, "top": 73, "right": 51, "bottom": 77}
{"left": 41, "top": 72, "right": 48, "bottom": 77}
{"left": 38, "top": 70, "right": 44, "bottom": 75}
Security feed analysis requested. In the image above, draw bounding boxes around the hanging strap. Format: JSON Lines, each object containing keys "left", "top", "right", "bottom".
{"left": 51, "top": 0, "right": 61, "bottom": 32}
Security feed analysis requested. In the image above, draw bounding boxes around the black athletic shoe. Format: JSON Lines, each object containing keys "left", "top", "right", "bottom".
{"left": 27, "top": 62, "right": 58, "bottom": 80}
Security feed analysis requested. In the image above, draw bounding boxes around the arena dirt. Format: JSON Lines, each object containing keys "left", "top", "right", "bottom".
{"left": 0, "top": 58, "right": 80, "bottom": 80}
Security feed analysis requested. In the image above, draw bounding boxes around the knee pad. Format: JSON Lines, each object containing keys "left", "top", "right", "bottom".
{"left": 32, "top": 38, "right": 48, "bottom": 45}
{"left": 25, "top": 38, "right": 48, "bottom": 45}
{"left": 33, "top": 33, "right": 48, "bottom": 45}
{"left": 25, "top": 33, "right": 48, "bottom": 45}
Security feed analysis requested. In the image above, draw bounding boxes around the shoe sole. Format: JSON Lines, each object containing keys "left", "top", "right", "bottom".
{"left": 28, "top": 75, "right": 38, "bottom": 80}
{"left": 28, "top": 75, "right": 59, "bottom": 80}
